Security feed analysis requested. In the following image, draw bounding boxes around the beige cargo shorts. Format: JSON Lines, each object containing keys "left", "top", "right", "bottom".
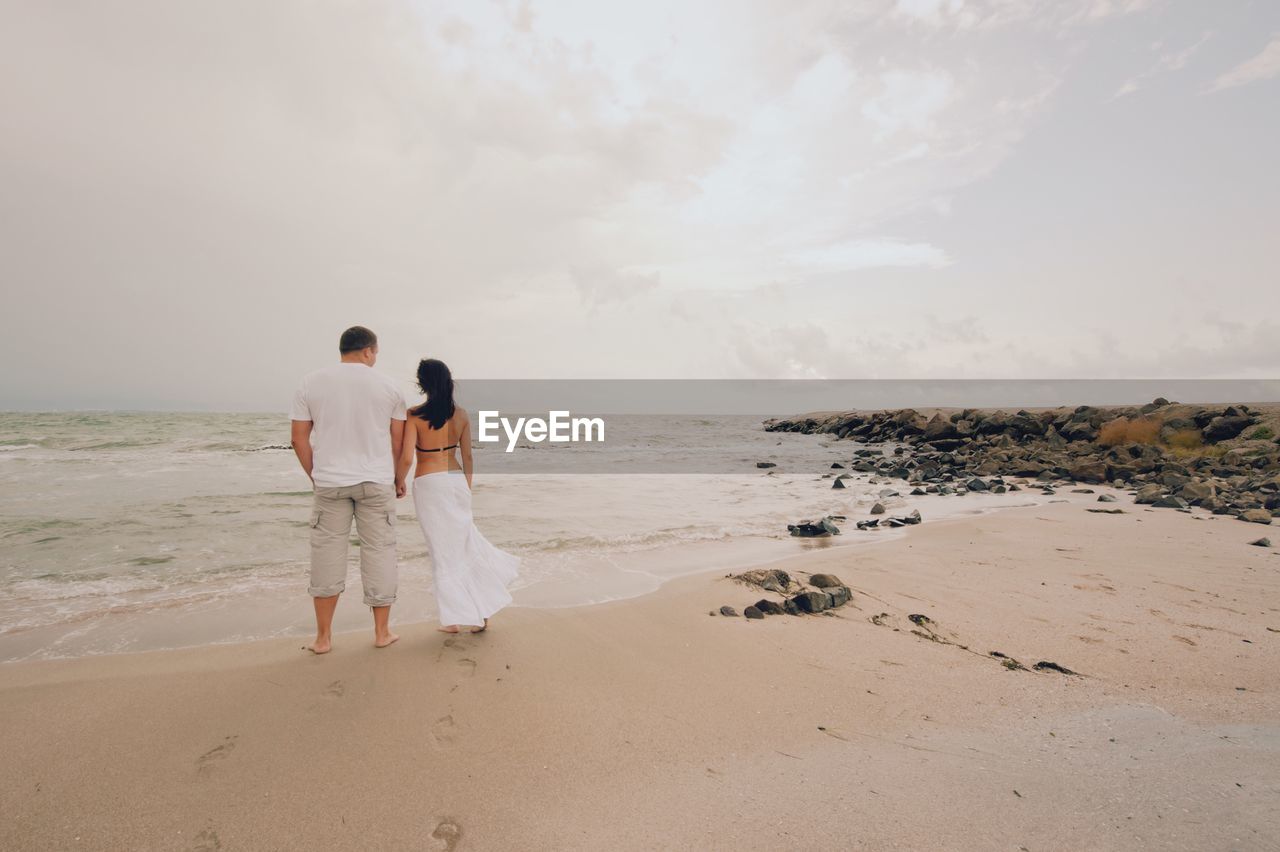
{"left": 308, "top": 482, "right": 397, "bottom": 606}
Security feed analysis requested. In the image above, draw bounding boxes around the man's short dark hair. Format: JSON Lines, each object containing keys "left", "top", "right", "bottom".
{"left": 339, "top": 326, "right": 378, "bottom": 354}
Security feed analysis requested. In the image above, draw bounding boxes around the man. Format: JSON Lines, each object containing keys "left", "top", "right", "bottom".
{"left": 290, "top": 325, "right": 407, "bottom": 654}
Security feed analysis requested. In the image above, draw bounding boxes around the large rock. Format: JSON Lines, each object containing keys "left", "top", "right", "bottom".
{"left": 1203, "top": 415, "right": 1252, "bottom": 443}
{"left": 1134, "top": 484, "right": 1164, "bottom": 504}
{"left": 825, "top": 586, "right": 852, "bottom": 608}
{"left": 791, "top": 591, "right": 829, "bottom": 613}
{"left": 1068, "top": 460, "right": 1107, "bottom": 484}
{"left": 809, "top": 573, "right": 844, "bottom": 589}
{"left": 788, "top": 517, "right": 841, "bottom": 537}
{"left": 733, "top": 568, "right": 794, "bottom": 592}
{"left": 870, "top": 502, "right": 885, "bottom": 515}
{"left": 754, "top": 599, "right": 787, "bottom": 615}
{"left": 1059, "top": 420, "right": 1098, "bottom": 442}
{"left": 1238, "top": 508, "right": 1273, "bottom": 525}
{"left": 923, "top": 414, "right": 958, "bottom": 442}
{"left": 1178, "top": 480, "right": 1216, "bottom": 503}
{"left": 1152, "top": 496, "right": 1189, "bottom": 509}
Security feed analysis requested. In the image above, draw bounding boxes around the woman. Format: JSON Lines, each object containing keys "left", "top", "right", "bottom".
{"left": 397, "top": 358, "right": 519, "bottom": 633}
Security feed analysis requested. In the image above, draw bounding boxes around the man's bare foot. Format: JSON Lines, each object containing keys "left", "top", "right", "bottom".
{"left": 305, "top": 638, "right": 332, "bottom": 655}
{"left": 470, "top": 619, "right": 489, "bottom": 634}
{"left": 436, "top": 625, "right": 460, "bottom": 634}
{"left": 374, "top": 633, "right": 400, "bottom": 648}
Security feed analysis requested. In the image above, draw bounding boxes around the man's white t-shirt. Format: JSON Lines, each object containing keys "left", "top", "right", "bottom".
{"left": 290, "top": 364, "right": 408, "bottom": 488}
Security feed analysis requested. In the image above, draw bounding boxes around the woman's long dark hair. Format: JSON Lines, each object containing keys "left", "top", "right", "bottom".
{"left": 410, "top": 358, "right": 455, "bottom": 429}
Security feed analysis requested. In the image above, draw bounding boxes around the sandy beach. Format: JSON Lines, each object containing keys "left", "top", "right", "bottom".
{"left": 2, "top": 499, "right": 1276, "bottom": 851}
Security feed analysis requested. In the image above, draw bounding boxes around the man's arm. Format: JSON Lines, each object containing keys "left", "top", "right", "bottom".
{"left": 391, "top": 419, "right": 408, "bottom": 497}
{"left": 291, "top": 419, "right": 314, "bottom": 483}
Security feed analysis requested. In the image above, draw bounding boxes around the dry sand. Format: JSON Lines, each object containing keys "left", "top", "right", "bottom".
{"left": 1, "top": 501, "right": 1277, "bottom": 851}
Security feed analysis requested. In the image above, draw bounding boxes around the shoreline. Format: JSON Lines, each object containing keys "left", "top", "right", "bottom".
{"left": 3, "top": 499, "right": 1276, "bottom": 850}
{"left": 0, "top": 485, "right": 1089, "bottom": 665}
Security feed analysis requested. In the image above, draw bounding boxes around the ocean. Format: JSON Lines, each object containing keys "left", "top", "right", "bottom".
{"left": 0, "top": 411, "right": 1051, "bottom": 661}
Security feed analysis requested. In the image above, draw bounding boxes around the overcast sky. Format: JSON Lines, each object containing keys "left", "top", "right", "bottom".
{"left": 2, "top": 0, "right": 1278, "bottom": 410}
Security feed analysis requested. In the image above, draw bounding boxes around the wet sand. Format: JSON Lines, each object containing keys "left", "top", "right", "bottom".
{"left": 1, "top": 501, "right": 1277, "bottom": 850}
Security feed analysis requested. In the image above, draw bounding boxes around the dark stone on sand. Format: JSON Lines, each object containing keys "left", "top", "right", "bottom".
{"left": 831, "top": 462, "right": 845, "bottom": 469}
{"left": 1152, "top": 496, "right": 1190, "bottom": 509}
{"left": 756, "top": 462, "right": 776, "bottom": 469}
{"left": 1097, "top": 494, "right": 1117, "bottom": 503}
{"left": 743, "top": 605, "right": 764, "bottom": 619}
{"left": 754, "top": 599, "right": 786, "bottom": 615}
{"left": 1087, "top": 508, "right": 1125, "bottom": 514}
{"left": 792, "top": 591, "right": 829, "bottom": 613}
{"left": 832, "top": 478, "right": 846, "bottom": 489}
{"left": 1239, "top": 509, "right": 1273, "bottom": 525}
{"left": 810, "top": 573, "right": 843, "bottom": 589}
{"left": 787, "top": 521, "right": 829, "bottom": 537}
{"left": 825, "top": 586, "right": 851, "bottom": 608}
{"left": 1249, "top": 537, "right": 1271, "bottom": 547}
{"left": 901, "top": 509, "right": 922, "bottom": 525}
{"left": 911, "top": 487, "right": 926, "bottom": 495}
{"left": 719, "top": 605, "right": 739, "bottom": 617}
{"left": 967, "top": 478, "right": 989, "bottom": 491}
{"left": 870, "top": 502, "right": 885, "bottom": 515}
{"left": 1033, "top": 661, "right": 1077, "bottom": 675}
{"left": 783, "top": 598, "right": 803, "bottom": 616}
{"left": 907, "top": 613, "right": 932, "bottom": 626}
{"left": 856, "top": 519, "right": 879, "bottom": 530}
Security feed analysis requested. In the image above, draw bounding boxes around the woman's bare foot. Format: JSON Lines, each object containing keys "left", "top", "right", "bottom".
{"left": 305, "top": 637, "right": 332, "bottom": 655}
{"left": 436, "top": 625, "right": 460, "bottom": 634}
{"left": 374, "top": 632, "right": 400, "bottom": 649}
{"left": 470, "top": 619, "right": 489, "bottom": 634}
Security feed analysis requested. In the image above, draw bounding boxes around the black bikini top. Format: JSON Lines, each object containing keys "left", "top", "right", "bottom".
{"left": 416, "top": 443, "right": 458, "bottom": 453}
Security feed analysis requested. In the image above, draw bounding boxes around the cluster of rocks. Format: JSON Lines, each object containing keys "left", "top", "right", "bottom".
{"left": 764, "top": 399, "right": 1280, "bottom": 526}
{"left": 715, "top": 569, "right": 853, "bottom": 619}
{"left": 787, "top": 509, "right": 923, "bottom": 537}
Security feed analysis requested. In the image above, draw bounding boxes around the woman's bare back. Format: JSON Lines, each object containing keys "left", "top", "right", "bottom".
{"left": 412, "top": 408, "right": 469, "bottom": 478}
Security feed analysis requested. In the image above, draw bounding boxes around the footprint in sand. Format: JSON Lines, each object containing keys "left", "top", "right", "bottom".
{"left": 430, "top": 715, "right": 458, "bottom": 749}
{"left": 457, "top": 659, "right": 477, "bottom": 678}
{"left": 431, "top": 819, "right": 462, "bottom": 851}
{"left": 196, "top": 736, "right": 238, "bottom": 775}
{"left": 190, "top": 824, "right": 221, "bottom": 851}
{"left": 324, "top": 680, "right": 345, "bottom": 698}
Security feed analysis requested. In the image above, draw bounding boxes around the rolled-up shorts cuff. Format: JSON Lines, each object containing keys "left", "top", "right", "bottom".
{"left": 363, "top": 594, "right": 397, "bottom": 607}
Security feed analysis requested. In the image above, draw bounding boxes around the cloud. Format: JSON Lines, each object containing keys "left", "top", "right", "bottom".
{"left": 0, "top": 0, "right": 1274, "bottom": 404}
{"left": 789, "top": 239, "right": 950, "bottom": 271}
{"left": 570, "top": 266, "right": 661, "bottom": 310}
{"left": 1208, "top": 35, "right": 1280, "bottom": 92}
{"left": 862, "top": 70, "right": 954, "bottom": 137}
{"left": 1113, "top": 31, "right": 1212, "bottom": 98}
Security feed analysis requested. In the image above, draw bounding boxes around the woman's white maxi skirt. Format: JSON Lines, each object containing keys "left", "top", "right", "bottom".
{"left": 412, "top": 472, "right": 519, "bottom": 627}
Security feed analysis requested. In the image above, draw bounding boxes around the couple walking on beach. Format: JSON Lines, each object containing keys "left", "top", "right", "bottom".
{"left": 288, "top": 326, "right": 519, "bottom": 653}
